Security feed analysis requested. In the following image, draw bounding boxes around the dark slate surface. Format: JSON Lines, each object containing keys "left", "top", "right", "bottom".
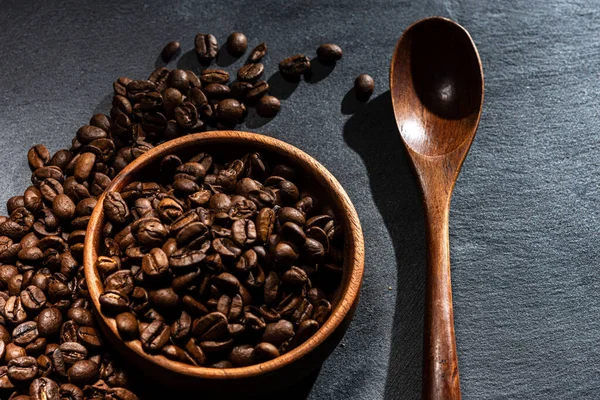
{"left": 1, "top": 0, "right": 599, "bottom": 398}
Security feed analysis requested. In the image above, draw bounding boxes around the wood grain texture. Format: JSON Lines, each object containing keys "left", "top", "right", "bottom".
{"left": 83, "top": 130, "right": 364, "bottom": 392}
{"left": 390, "top": 17, "right": 484, "bottom": 400}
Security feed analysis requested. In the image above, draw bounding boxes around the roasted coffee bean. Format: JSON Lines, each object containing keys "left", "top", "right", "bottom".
{"left": 115, "top": 312, "right": 138, "bottom": 340}
{"left": 103, "top": 192, "right": 129, "bottom": 225}
{"left": 36, "top": 308, "right": 62, "bottom": 338}
{"left": 226, "top": 32, "right": 247, "bottom": 56}
{"left": 20, "top": 286, "right": 46, "bottom": 311}
{"left": 200, "top": 69, "right": 229, "bottom": 85}
{"left": 229, "top": 81, "right": 253, "bottom": 101}
{"left": 254, "top": 342, "right": 280, "bottom": 362}
{"left": 161, "top": 41, "right": 180, "bottom": 62}
{"left": 317, "top": 43, "right": 343, "bottom": 63}
{"left": 67, "top": 308, "right": 93, "bottom": 327}
{"left": 354, "top": 73, "right": 375, "bottom": 101}
{"left": 99, "top": 291, "right": 129, "bottom": 316}
{"left": 5, "top": 296, "right": 27, "bottom": 324}
{"left": 174, "top": 102, "right": 199, "bottom": 129}
{"left": 256, "top": 95, "right": 280, "bottom": 118}
{"left": 6, "top": 342, "right": 26, "bottom": 362}
{"left": 39, "top": 178, "right": 64, "bottom": 203}
{"left": 76, "top": 125, "right": 107, "bottom": 144}
{"left": 194, "top": 33, "right": 218, "bottom": 64}
{"left": 237, "top": 63, "right": 264, "bottom": 82}
{"left": 279, "top": 54, "right": 310, "bottom": 78}
{"left": 203, "top": 83, "right": 230, "bottom": 100}
{"left": 191, "top": 312, "right": 227, "bottom": 341}
{"left": 77, "top": 326, "right": 103, "bottom": 348}
{"left": 216, "top": 98, "right": 245, "bottom": 124}
{"left": 229, "top": 344, "right": 255, "bottom": 367}
{"left": 12, "top": 321, "right": 39, "bottom": 346}
{"left": 59, "top": 342, "right": 87, "bottom": 366}
{"left": 247, "top": 42, "right": 267, "bottom": 63}
{"left": 29, "top": 377, "right": 59, "bottom": 400}
{"left": 263, "top": 319, "right": 294, "bottom": 347}
{"left": 113, "top": 77, "right": 132, "bottom": 96}
{"left": 246, "top": 80, "right": 269, "bottom": 103}
{"left": 27, "top": 145, "right": 51, "bottom": 171}
{"left": 149, "top": 287, "right": 180, "bottom": 312}
{"left": 8, "top": 356, "right": 38, "bottom": 382}
{"left": 68, "top": 360, "right": 98, "bottom": 385}
{"left": 140, "top": 320, "right": 170, "bottom": 352}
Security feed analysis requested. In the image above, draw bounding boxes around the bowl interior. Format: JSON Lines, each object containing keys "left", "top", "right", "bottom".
{"left": 84, "top": 131, "right": 364, "bottom": 380}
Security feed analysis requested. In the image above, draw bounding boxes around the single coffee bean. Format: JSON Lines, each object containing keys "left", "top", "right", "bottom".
{"left": 27, "top": 145, "right": 51, "bottom": 171}
{"left": 316, "top": 43, "right": 343, "bottom": 63}
{"left": 36, "top": 308, "right": 63, "bottom": 337}
{"left": 226, "top": 32, "right": 247, "bottom": 56}
{"left": 161, "top": 41, "right": 180, "bottom": 62}
{"left": 115, "top": 312, "right": 138, "bottom": 340}
{"left": 59, "top": 342, "right": 87, "bottom": 366}
{"left": 67, "top": 360, "right": 99, "bottom": 385}
{"left": 103, "top": 192, "right": 129, "bottom": 225}
{"left": 8, "top": 356, "right": 38, "bottom": 382}
{"left": 12, "top": 321, "right": 39, "bottom": 346}
{"left": 191, "top": 312, "right": 228, "bottom": 341}
{"left": 247, "top": 42, "right": 267, "bottom": 63}
{"left": 354, "top": 73, "right": 375, "bottom": 101}
{"left": 194, "top": 33, "right": 218, "bottom": 64}
{"left": 279, "top": 54, "right": 310, "bottom": 78}
{"left": 113, "top": 76, "right": 132, "bottom": 96}
{"left": 99, "top": 291, "right": 129, "bottom": 316}
{"left": 140, "top": 320, "right": 170, "bottom": 352}
{"left": 237, "top": 63, "right": 264, "bottom": 82}
{"left": 20, "top": 286, "right": 46, "bottom": 311}
{"left": 256, "top": 95, "right": 280, "bottom": 118}
{"left": 77, "top": 326, "right": 103, "bottom": 348}
{"left": 254, "top": 342, "right": 280, "bottom": 362}
{"left": 76, "top": 125, "right": 107, "bottom": 144}
{"left": 245, "top": 80, "right": 269, "bottom": 103}
{"left": 148, "top": 287, "right": 180, "bottom": 312}
{"left": 263, "top": 319, "right": 295, "bottom": 347}
{"left": 174, "top": 102, "right": 200, "bottom": 129}
{"left": 229, "top": 344, "right": 255, "bottom": 367}
{"left": 200, "top": 69, "right": 229, "bottom": 85}
{"left": 5, "top": 296, "right": 27, "bottom": 324}
{"left": 216, "top": 99, "right": 245, "bottom": 124}
{"left": 203, "top": 83, "right": 230, "bottom": 100}
{"left": 30, "top": 377, "right": 60, "bottom": 400}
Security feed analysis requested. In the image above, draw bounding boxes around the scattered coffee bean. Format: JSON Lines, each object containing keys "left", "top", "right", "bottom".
{"left": 279, "top": 54, "right": 311, "bottom": 78}
{"left": 194, "top": 33, "right": 218, "bottom": 64}
{"left": 317, "top": 43, "right": 343, "bottom": 64}
{"left": 226, "top": 32, "right": 248, "bottom": 57}
{"left": 354, "top": 73, "right": 375, "bottom": 101}
{"left": 256, "top": 96, "right": 281, "bottom": 118}
{"left": 237, "top": 63, "right": 265, "bottom": 82}
{"left": 247, "top": 42, "right": 267, "bottom": 63}
{"left": 161, "top": 41, "right": 181, "bottom": 62}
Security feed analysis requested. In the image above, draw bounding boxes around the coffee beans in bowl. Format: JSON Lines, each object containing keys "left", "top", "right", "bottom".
{"left": 84, "top": 131, "right": 364, "bottom": 391}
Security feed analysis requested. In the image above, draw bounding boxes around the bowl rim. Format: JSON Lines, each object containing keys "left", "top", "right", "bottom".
{"left": 83, "top": 130, "right": 364, "bottom": 380}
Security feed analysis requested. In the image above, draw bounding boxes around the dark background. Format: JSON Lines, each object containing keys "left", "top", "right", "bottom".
{"left": 1, "top": 0, "right": 599, "bottom": 398}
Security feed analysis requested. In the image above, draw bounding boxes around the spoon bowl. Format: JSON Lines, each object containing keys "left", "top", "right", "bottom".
{"left": 390, "top": 17, "right": 484, "bottom": 400}
{"left": 391, "top": 17, "right": 483, "bottom": 156}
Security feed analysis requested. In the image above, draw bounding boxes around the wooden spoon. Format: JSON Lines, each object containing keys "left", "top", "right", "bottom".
{"left": 390, "top": 17, "right": 484, "bottom": 399}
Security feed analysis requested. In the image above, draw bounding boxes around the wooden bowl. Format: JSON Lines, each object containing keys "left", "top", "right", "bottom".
{"left": 83, "top": 131, "right": 364, "bottom": 395}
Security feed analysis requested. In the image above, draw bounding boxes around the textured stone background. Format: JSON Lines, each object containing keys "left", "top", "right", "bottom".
{"left": 1, "top": 0, "right": 599, "bottom": 398}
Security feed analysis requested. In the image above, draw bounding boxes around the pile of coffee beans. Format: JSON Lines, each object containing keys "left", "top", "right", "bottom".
{"left": 97, "top": 150, "right": 344, "bottom": 368}
{"left": 0, "top": 29, "right": 368, "bottom": 398}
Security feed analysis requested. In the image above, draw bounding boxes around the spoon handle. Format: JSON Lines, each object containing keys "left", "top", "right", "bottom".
{"left": 423, "top": 199, "right": 461, "bottom": 400}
